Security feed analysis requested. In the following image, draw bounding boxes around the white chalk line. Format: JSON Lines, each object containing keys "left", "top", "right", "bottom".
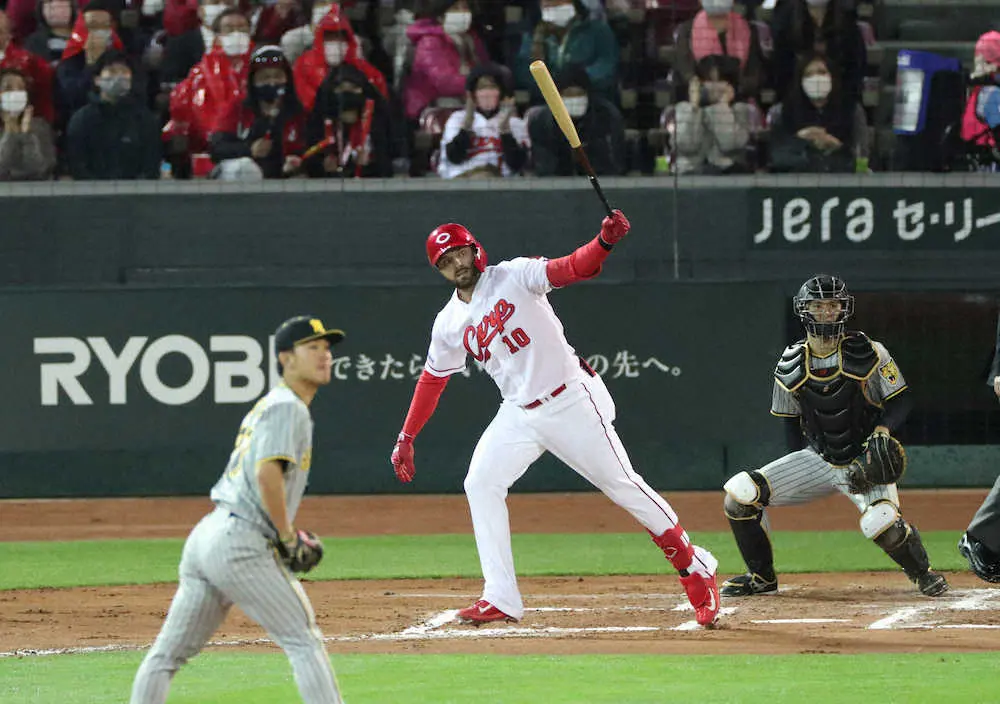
{"left": 752, "top": 619, "right": 853, "bottom": 624}
{"left": 867, "top": 589, "right": 1000, "bottom": 631}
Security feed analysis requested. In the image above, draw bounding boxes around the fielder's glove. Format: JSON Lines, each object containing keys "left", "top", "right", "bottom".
{"left": 846, "top": 430, "right": 907, "bottom": 494}
{"left": 275, "top": 529, "right": 324, "bottom": 573}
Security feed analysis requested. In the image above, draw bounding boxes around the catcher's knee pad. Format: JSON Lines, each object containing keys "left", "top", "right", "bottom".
{"left": 724, "top": 471, "right": 771, "bottom": 518}
{"left": 860, "top": 499, "right": 901, "bottom": 540}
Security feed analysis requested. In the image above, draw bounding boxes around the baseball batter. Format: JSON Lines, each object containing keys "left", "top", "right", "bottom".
{"left": 958, "top": 315, "right": 1000, "bottom": 583}
{"left": 721, "top": 275, "right": 949, "bottom": 598}
{"left": 130, "top": 316, "right": 346, "bottom": 704}
{"left": 389, "top": 210, "right": 720, "bottom": 628}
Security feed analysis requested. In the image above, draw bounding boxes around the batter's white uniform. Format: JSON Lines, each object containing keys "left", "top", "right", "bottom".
{"left": 130, "top": 384, "right": 342, "bottom": 704}
{"left": 425, "top": 257, "right": 710, "bottom": 619}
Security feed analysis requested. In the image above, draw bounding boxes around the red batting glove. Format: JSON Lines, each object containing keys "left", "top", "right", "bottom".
{"left": 599, "top": 209, "right": 631, "bottom": 245}
{"left": 391, "top": 433, "right": 416, "bottom": 483}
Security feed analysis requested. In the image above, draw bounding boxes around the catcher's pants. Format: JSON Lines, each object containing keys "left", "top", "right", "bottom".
{"left": 755, "top": 448, "right": 899, "bottom": 520}
{"left": 129, "top": 508, "right": 343, "bottom": 704}
{"left": 464, "top": 370, "right": 707, "bottom": 621}
{"left": 967, "top": 472, "right": 1000, "bottom": 553}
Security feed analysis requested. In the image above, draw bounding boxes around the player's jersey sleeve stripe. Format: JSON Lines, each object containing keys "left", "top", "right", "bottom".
{"left": 424, "top": 362, "right": 465, "bottom": 376}
{"left": 256, "top": 455, "right": 296, "bottom": 472}
{"left": 770, "top": 411, "right": 799, "bottom": 418}
{"left": 882, "top": 385, "right": 908, "bottom": 401}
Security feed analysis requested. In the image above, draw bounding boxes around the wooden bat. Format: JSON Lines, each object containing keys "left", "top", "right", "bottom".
{"left": 529, "top": 59, "right": 613, "bottom": 217}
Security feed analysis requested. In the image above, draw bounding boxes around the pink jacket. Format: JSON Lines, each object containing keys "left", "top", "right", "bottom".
{"left": 403, "top": 19, "right": 488, "bottom": 120}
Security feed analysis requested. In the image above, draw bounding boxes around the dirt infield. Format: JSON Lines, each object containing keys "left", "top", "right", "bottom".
{"left": 2, "top": 490, "right": 999, "bottom": 657}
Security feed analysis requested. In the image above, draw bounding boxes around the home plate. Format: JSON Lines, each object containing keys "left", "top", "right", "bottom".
{"left": 751, "top": 619, "right": 852, "bottom": 625}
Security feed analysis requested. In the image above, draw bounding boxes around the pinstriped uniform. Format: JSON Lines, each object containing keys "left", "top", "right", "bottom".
{"left": 130, "top": 385, "right": 343, "bottom": 704}
{"left": 760, "top": 340, "right": 907, "bottom": 514}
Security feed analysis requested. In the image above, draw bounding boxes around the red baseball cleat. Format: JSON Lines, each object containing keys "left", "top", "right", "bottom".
{"left": 456, "top": 600, "right": 517, "bottom": 625}
{"left": 679, "top": 572, "right": 721, "bottom": 627}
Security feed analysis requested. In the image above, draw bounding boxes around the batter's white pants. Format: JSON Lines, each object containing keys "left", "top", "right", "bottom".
{"left": 465, "top": 371, "right": 683, "bottom": 620}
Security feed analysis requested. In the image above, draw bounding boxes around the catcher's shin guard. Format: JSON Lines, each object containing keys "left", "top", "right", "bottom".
{"left": 723, "top": 471, "right": 776, "bottom": 582}
{"left": 873, "top": 519, "right": 949, "bottom": 596}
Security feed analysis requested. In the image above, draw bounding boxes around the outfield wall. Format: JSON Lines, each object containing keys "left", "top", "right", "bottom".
{"left": 1, "top": 175, "right": 999, "bottom": 497}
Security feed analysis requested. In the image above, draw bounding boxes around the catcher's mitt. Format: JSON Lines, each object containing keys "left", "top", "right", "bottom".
{"left": 846, "top": 431, "right": 907, "bottom": 494}
{"left": 275, "top": 529, "right": 324, "bottom": 573}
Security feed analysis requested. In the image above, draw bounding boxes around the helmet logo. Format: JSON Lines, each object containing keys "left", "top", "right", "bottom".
{"left": 434, "top": 232, "right": 451, "bottom": 244}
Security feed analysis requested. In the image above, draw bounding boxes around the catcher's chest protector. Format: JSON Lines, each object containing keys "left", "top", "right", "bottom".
{"left": 775, "top": 333, "right": 881, "bottom": 465}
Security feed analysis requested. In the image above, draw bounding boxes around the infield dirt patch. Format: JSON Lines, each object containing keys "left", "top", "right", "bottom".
{"left": 1, "top": 490, "right": 997, "bottom": 657}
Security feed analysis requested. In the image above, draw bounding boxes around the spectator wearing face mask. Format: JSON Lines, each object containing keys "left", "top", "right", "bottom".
{"left": 437, "top": 62, "right": 527, "bottom": 179}
{"left": 292, "top": 4, "right": 385, "bottom": 113}
{"left": 252, "top": 0, "right": 306, "bottom": 46}
{"left": 304, "top": 61, "right": 391, "bottom": 178}
{"left": 24, "top": 0, "right": 76, "bottom": 67}
{"left": 0, "top": 66, "right": 56, "bottom": 179}
{"left": 515, "top": 0, "right": 618, "bottom": 105}
{"left": 160, "top": 0, "right": 238, "bottom": 84}
{"left": 66, "top": 50, "right": 160, "bottom": 178}
{"left": 770, "top": 0, "right": 864, "bottom": 106}
{"left": 962, "top": 31, "right": 1000, "bottom": 150}
{"left": 56, "top": 0, "right": 128, "bottom": 121}
{"left": 403, "top": 0, "right": 488, "bottom": 122}
{"left": 528, "top": 62, "right": 623, "bottom": 176}
{"left": 674, "top": 0, "right": 764, "bottom": 102}
{"left": 280, "top": 0, "right": 331, "bottom": 63}
{"left": 673, "top": 54, "right": 751, "bottom": 174}
{"left": 162, "top": 7, "right": 251, "bottom": 174}
{"left": 0, "top": 10, "right": 56, "bottom": 123}
{"left": 768, "top": 52, "right": 867, "bottom": 173}
{"left": 210, "top": 45, "right": 306, "bottom": 179}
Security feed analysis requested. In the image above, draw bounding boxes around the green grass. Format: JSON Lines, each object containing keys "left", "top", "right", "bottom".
{"left": 0, "top": 531, "right": 968, "bottom": 591}
{"left": 0, "top": 652, "right": 994, "bottom": 704}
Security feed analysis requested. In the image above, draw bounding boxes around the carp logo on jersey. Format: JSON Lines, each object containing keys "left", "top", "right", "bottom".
{"left": 463, "top": 299, "right": 516, "bottom": 362}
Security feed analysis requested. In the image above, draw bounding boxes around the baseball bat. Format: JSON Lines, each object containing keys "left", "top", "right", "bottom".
{"left": 529, "top": 60, "right": 613, "bottom": 217}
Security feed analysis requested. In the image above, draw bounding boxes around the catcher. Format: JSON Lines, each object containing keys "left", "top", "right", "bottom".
{"left": 720, "top": 274, "right": 949, "bottom": 598}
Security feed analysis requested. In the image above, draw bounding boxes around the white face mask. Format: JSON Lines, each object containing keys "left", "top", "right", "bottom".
{"left": 442, "top": 10, "right": 471, "bottom": 35}
{"left": 0, "top": 51, "right": 5, "bottom": 63}
{"left": 802, "top": 73, "right": 832, "bottom": 100}
{"left": 563, "top": 95, "right": 587, "bottom": 118}
{"left": 541, "top": 3, "right": 576, "bottom": 27}
{"left": 0, "top": 90, "right": 28, "bottom": 114}
{"left": 202, "top": 3, "right": 225, "bottom": 29}
{"left": 701, "top": 0, "right": 733, "bottom": 15}
{"left": 324, "top": 40, "right": 348, "bottom": 66}
{"left": 220, "top": 31, "right": 250, "bottom": 57}
{"left": 89, "top": 28, "right": 112, "bottom": 43}
{"left": 311, "top": 4, "right": 331, "bottom": 26}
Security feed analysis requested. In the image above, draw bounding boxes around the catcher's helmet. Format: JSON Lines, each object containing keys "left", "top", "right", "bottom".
{"left": 793, "top": 274, "right": 854, "bottom": 339}
{"left": 426, "top": 223, "right": 488, "bottom": 272}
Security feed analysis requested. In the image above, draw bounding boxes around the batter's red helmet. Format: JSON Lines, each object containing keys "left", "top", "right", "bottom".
{"left": 426, "top": 223, "right": 488, "bottom": 272}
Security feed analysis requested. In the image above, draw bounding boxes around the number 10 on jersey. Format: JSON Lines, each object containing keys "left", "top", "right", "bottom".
{"left": 501, "top": 328, "right": 531, "bottom": 354}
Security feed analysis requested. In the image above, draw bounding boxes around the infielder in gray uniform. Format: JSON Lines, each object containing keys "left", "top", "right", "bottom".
{"left": 130, "top": 315, "right": 347, "bottom": 704}
{"left": 721, "top": 275, "right": 949, "bottom": 598}
{"left": 958, "top": 311, "right": 1000, "bottom": 583}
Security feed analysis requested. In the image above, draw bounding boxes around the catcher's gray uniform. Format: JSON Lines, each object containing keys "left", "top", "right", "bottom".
{"left": 130, "top": 384, "right": 343, "bottom": 704}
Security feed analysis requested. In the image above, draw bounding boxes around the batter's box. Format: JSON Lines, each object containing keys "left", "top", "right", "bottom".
{"left": 867, "top": 589, "right": 1000, "bottom": 631}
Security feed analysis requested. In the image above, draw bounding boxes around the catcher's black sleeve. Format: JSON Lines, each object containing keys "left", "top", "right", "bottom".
{"left": 784, "top": 417, "right": 805, "bottom": 452}
{"left": 881, "top": 388, "right": 913, "bottom": 434}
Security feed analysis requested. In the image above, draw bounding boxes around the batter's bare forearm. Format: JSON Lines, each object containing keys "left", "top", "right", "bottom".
{"left": 257, "top": 460, "right": 293, "bottom": 539}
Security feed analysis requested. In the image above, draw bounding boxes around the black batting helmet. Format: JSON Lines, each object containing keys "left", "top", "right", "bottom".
{"left": 793, "top": 274, "right": 854, "bottom": 339}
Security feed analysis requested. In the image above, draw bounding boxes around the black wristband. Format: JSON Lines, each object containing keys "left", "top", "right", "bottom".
{"left": 598, "top": 236, "right": 613, "bottom": 251}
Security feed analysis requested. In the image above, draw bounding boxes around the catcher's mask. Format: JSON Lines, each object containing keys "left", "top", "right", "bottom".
{"left": 793, "top": 274, "right": 854, "bottom": 339}
{"left": 426, "top": 223, "right": 488, "bottom": 272}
